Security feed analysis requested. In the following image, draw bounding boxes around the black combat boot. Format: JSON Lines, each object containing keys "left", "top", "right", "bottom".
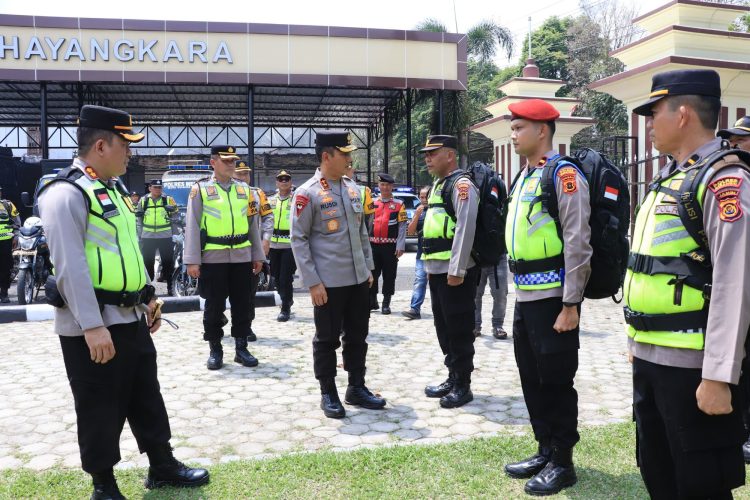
{"left": 206, "top": 340, "right": 223, "bottom": 370}
{"left": 234, "top": 337, "right": 258, "bottom": 367}
{"left": 439, "top": 374, "right": 473, "bottom": 408}
{"left": 369, "top": 295, "right": 379, "bottom": 311}
{"left": 524, "top": 447, "right": 577, "bottom": 496}
{"left": 166, "top": 282, "right": 174, "bottom": 297}
{"left": 505, "top": 443, "right": 552, "bottom": 479}
{"left": 319, "top": 379, "right": 346, "bottom": 419}
{"left": 381, "top": 295, "right": 392, "bottom": 315}
{"left": 0, "top": 288, "right": 9, "bottom": 304}
{"left": 90, "top": 469, "right": 125, "bottom": 500}
{"left": 277, "top": 303, "right": 291, "bottom": 322}
{"left": 424, "top": 372, "right": 455, "bottom": 398}
{"left": 344, "top": 369, "right": 386, "bottom": 409}
{"left": 144, "top": 443, "right": 210, "bottom": 489}
{"left": 247, "top": 327, "right": 257, "bottom": 342}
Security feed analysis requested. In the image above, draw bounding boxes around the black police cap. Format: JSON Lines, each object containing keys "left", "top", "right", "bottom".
{"left": 150, "top": 179, "right": 163, "bottom": 187}
{"left": 419, "top": 134, "right": 458, "bottom": 152}
{"left": 718, "top": 116, "right": 750, "bottom": 139}
{"left": 315, "top": 131, "right": 357, "bottom": 153}
{"left": 377, "top": 173, "right": 395, "bottom": 183}
{"left": 633, "top": 69, "right": 721, "bottom": 117}
{"left": 78, "top": 105, "right": 144, "bottom": 143}
{"left": 211, "top": 145, "right": 240, "bottom": 159}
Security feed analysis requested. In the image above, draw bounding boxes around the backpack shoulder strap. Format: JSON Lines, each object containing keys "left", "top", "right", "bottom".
{"left": 441, "top": 170, "right": 470, "bottom": 220}
{"left": 37, "top": 166, "right": 90, "bottom": 211}
{"left": 679, "top": 148, "right": 750, "bottom": 254}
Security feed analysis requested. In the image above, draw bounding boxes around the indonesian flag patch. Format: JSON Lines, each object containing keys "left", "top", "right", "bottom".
{"left": 97, "top": 192, "right": 113, "bottom": 206}
{"left": 604, "top": 186, "right": 619, "bottom": 202}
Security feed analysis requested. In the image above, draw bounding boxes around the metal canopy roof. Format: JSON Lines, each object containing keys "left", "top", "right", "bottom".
{"left": 0, "top": 81, "right": 402, "bottom": 129}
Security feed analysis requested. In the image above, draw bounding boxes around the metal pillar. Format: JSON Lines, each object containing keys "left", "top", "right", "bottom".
{"left": 40, "top": 82, "right": 48, "bottom": 159}
{"left": 247, "top": 85, "right": 255, "bottom": 186}
{"left": 405, "top": 90, "right": 413, "bottom": 188}
{"left": 366, "top": 128, "right": 372, "bottom": 186}
{"left": 437, "top": 90, "right": 444, "bottom": 134}
{"left": 77, "top": 82, "right": 84, "bottom": 112}
{"left": 383, "top": 108, "right": 389, "bottom": 174}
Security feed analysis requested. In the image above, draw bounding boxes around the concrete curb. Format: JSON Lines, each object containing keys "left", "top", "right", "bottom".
{"left": 0, "top": 291, "right": 281, "bottom": 324}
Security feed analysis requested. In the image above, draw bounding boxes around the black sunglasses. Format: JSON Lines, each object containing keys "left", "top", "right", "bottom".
{"left": 277, "top": 177, "right": 291, "bottom": 182}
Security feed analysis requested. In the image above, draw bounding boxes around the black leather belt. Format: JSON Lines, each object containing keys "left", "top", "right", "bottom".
{"left": 508, "top": 255, "right": 564, "bottom": 274}
{"left": 95, "top": 285, "right": 155, "bottom": 307}
{"left": 205, "top": 234, "right": 249, "bottom": 246}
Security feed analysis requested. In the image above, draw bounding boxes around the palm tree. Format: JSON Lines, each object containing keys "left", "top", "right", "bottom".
{"left": 412, "top": 18, "right": 514, "bottom": 166}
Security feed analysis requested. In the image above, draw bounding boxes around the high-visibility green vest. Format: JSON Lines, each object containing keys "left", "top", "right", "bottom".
{"left": 271, "top": 194, "right": 292, "bottom": 244}
{"left": 75, "top": 174, "right": 146, "bottom": 292}
{"left": 505, "top": 167, "right": 564, "bottom": 291}
{"left": 421, "top": 177, "right": 456, "bottom": 261}
{"left": 624, "top": 169, "right": 709, "bottom": 350}
{"left": 199, "top": 179, "right": 251, "bottom": 251}
{"left": 140, "top": 196, "right": 174, "bottom": 233}
{"left": 0, "top": 201, "right": 15, "bottom": 241}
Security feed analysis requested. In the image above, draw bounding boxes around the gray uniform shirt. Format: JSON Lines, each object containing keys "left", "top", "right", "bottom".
{"left": 513, "top": 151, "right": 593, "bottom": 304}
{"left": 291, "top": 168, "right": 374, "bottom": 289}
{"left": 269, "top": 192, "right": 292, "bottom": 250}
{"left": 38, "top": 159, "right": 149, "bottom": 336}
{"left": 629, "top": 138, "right": 750, "bottom": 384}
{"left": 136, "top": 194, "right": 179, "bottom": 239}
{"left": 183, "top": 175, "right": 265, "bottom": 265}
{"left": 423, "top": 171, "right": 479, "bottom": 277}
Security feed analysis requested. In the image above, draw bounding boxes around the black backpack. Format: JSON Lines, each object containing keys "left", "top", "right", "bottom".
{"left": 511, "top": 149, "right": 630, "bottom": 300}
{"left": 442, "top": 162, "right": 508, "bottom": 267}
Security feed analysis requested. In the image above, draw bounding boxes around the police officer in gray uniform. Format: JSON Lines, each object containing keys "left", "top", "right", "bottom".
{"left": 38, "top": 105, "right": 208, "bottom": 498}
{"left": 291, "top": 131, "right": 386, "bottom": 419}
{"left": 184, "top": 146, "right": 265, "bottom": 370}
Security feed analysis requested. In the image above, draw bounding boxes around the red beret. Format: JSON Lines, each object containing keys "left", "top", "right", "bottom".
{"left": 508, "top": 99, "right": 560, "bottom": 122}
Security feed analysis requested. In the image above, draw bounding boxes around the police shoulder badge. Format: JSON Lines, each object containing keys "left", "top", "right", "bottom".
{"left": 189, "top": 184, "right": 199, "bottom": 199}
{"left": 457, "top": 182, "right": 469, "bottom": 201}
{"left": 557, "top": 166, "right": 578, "bottom": 195}
{"left": 295, "top": 194, "right": 310, "bottom": 216}
{"left": 709, "top": 176, "right": 743, "bottom": 223}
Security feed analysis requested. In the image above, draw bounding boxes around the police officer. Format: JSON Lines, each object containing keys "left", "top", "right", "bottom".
{"left": 233, "top": 160, "right": 273, "bottom": 340}
{"left": 0, "top": 186, "right": 21, "bottom": 303}
{"left": 291, "top": 131, "right": 386, "bottom": 419}
{"left": 718, "top": 115, "right": 750, "bottom": 463}
{"left": 129, "top": 191, "right": 141, "bottom": 207}
{"left": 136, "top": 179, "right": 179, "bottom": 295}
{"left": 420, "top": 135, "right": 480, "bottom": 409}
{"left": 626, "top": 69, "right": 750, "bottom": 498}
{"left": 184, "top": 146, "right": 265, "bottom": 370}
{"left": 268, "top": 169, "right": 296, "bottom": 321}
{"left": 37, "top": 105, "right": 208, "bottom": 498}
{"left": 502, "top": 100, "right": 592, "bottom": 496}
{"left": 368, "top": 173, "right": 407, "bottom": 314}
{"left": 718, "top": 115, "right": 750, "bottom": 151}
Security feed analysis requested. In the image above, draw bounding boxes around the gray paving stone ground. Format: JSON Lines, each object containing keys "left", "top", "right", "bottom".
{"left": 0, "top": 252, "right": 633, "bottom": 470}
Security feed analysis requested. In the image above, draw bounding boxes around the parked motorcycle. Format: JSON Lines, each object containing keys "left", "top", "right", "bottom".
{"left": 170, "top": 232, "right": 198, "bottom": 297}
{"left": 14, "top": 217, "right": 53, "bottom": 305}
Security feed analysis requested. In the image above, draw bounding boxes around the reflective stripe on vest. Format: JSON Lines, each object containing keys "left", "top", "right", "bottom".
{"left": 421, "top": 178, "right": 455, "bottom": 261}
{"left": 505, "top": 167, "right": 564, "bottom": 290}
{"left": 271, "top": 195, "right": 292, "bottom": 244}
{"left": 76, "top": 176, "right": 146, "bottom": 293}
{"left": 623, "top": 169, "right": 709, "bottom": 350}
{"left": 371, "top": 198, "right": 401, "bottom": 241}
{"left": 0, "top": 202, "right": 13, "bottom": 240}
{"left": 141, "top": 196, "right": 171, "bottom": 233}
{"left": 200, "top": 180, "right": 251, "bottom": 251}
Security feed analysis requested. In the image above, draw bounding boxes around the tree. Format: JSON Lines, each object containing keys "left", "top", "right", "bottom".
{"left": 579, "top": 0, "right": 641, "bottom": 50}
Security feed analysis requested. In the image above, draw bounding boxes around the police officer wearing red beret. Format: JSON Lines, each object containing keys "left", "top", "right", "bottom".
{"left": 503, "top": 99, "right": 592, "bottom": 495}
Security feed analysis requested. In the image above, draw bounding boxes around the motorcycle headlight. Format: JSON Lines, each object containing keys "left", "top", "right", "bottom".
{"left": 19, "top": 237, "right": 35, "bottom": 250}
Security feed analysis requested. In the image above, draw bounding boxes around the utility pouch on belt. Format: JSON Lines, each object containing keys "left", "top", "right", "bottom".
{"left": 45, "top": 275, "right": 66, "bottom": 308}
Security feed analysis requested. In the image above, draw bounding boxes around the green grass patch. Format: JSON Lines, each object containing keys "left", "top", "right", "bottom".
{"left": 3, "top": 423, "right": 750, "bottom": 499}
